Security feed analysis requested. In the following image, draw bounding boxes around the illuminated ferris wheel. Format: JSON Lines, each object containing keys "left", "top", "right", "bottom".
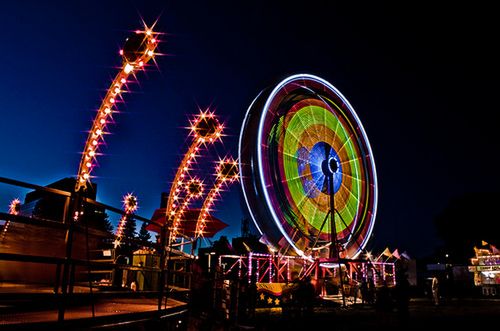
{"left": 239, "top": 74, "right": 378, "bottom": 259}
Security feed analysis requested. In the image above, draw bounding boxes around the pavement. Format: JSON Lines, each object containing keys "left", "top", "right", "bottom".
{"left": 233, "top": 297, "right": 500, "bottom": 331}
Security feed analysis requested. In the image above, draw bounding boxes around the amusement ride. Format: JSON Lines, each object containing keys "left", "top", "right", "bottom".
{"left": 240, "top": 74, "right": 378, "bottom": 260}
{"left": 75, "top": 23, "right": 160, "bottom": 193}
{"left": 0, "top": 20, "right": 388, "bottom": 328}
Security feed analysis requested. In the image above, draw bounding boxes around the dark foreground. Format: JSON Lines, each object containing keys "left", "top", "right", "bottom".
{"left": 195, "top": 297, "right": 500, "bottom": 331}
{"left": 2, "top": 296, "right": 499, "bottom": 330}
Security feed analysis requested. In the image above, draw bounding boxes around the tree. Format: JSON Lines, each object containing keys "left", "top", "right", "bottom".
{"left": 124, "top": 216, "right": 137, "bottom": 239}
{"left": 434, "top": 192, "right": 500, "bottom": 264}
{"left": 138, "top": 222, "right": 151, "bottom": 242}
{"left": 120, "top": 216, "right": 139, "bottom": 254}
{"left": 211, "top": 236, "right": 233, "bottom": 255}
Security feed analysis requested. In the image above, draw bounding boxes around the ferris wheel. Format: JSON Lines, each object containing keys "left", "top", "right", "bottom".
{"left": 239, "top": 74, "right": 377, "bottom": 259}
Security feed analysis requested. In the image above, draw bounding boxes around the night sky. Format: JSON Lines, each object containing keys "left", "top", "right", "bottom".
{"left": 1, "top": 1, "right": 498, "bottom": 258}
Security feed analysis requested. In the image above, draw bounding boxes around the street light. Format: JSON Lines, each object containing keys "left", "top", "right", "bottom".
{"left": 206, "top": 251, "right": 216, "bottom": 273}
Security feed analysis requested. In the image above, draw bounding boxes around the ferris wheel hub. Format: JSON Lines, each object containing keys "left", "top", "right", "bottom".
{"left": 322, "top": 157, "right": 339, "bottom": 176}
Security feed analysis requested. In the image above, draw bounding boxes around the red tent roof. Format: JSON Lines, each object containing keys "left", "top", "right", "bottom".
{"left": 146, "top": 208, "right": 228, "bottom": 238}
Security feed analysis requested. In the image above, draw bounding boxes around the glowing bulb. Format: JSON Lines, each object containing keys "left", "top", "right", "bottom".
{"left": 147, "top": 50, "right": 154, "bottom": 57}
{"left": 83, "top": 173, "right": 90, "bottom": 179}
{"left": 120, "top": 78, "right": 126, "bottom": 84}
{"left": 100, "top": 119, "right": 106, "bottom": 124}
{"left": 139, "top": 61, "right": 144, "bottom": 67}
{"left": 114, "top": 87, "right": 120, "bottom": 94}
{"left": 92, "top": 140, "right": 98, "bottom": 146}
{"left": 109, "top": 98, "right": 115, "bottom": 104}
{"left": 151, "top": 38, "right": 156, "bottom": 43}
{"left": 89, "top": 151, "right": 95, "bottom": 157}
{"left": 86, "top": 162, "right": 92, "bottom": 168}
{"left": 124, "top": 63, "right": 134, "bottom": 74}
{"left": 119, "top": 49, "right": 124, "bottom": 55}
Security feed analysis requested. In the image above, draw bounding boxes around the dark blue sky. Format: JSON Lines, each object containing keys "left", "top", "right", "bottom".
{"left": 1, "top": 1, "right": 498, "bottom": 258}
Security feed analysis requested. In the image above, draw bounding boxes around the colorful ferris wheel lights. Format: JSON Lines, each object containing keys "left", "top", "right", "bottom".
{"left": 240, "top": 74, "right": 377, "bottom": 259}
{"left": 75, "top": 23, "right": 160, "bottom": 192}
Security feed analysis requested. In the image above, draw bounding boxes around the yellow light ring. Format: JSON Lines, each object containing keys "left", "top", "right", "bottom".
{"left": 75, "top": 27, "right": 159, "bottom": 192}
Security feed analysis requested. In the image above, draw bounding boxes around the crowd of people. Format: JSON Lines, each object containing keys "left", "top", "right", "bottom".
{"left": 186, "top": 257, "right": 424, "bottom": 330}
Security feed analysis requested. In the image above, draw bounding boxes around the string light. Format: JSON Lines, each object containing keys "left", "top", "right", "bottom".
{"left": 195, "top": 157, "right": 239, "bottom": 238}
{"left": 114, "top": 193, "right": 139, "bottom": 248}
{"left": 164, "top": 109, "right": 223, "bottom": 242}
{"left": 2, "top": 199, "right": 21, "bottom": 241}
{"left": 75, "top": 23, "right": 160, "bottom": 192}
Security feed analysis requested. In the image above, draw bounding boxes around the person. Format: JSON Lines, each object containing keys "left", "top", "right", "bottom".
{"left": 395, "top": 272, "right": 410, "bottom": 322}
{"left": 360, "top": 278, "right": 368, "bottom": 304}
{"left": 365, "top": 278, "right": 375, "bottom": 305}
{"left": 431, "top": 276, "right": 439, "bottom": 306}
{"left": 352, "top": 280, "right": 360, "bottom": 304}
{"left": 300, "top": 275, "right": 316, "bottom": 317}
{"left": 376, "top": 281, "right": 392, "bottom": 313}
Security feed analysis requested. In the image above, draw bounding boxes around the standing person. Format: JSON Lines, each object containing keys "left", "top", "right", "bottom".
{"left": 395, "top": 273, "right": 410, "bottom": 322}
{"left": 431, "top": 276, "right": 439, "bottom": 306}
{"left": 360, "top": 279, "right": 368, "bottom": 304}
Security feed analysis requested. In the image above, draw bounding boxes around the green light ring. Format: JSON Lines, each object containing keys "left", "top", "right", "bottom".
{"left": 280, "top": 103, "right": 363, "bottom": 238}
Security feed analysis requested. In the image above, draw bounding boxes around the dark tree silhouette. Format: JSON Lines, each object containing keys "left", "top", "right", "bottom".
{"left": 138, "top": 222, "right": 151, "bottom": 242}
{"left": 124, "top": 217, "right": 137, "bottom": 239}
{"left": 434, "top": 192, "right": 500, "bottom": 263}
{"left": 118, "top": 216, "right": 138, "bottom": 255}
{"left": 211, "top": 236, "right": 233, "bottom": 255}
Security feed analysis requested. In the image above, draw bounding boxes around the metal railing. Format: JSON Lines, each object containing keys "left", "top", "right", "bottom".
{"left": 0, "top": 176, "right": 192, "bottom": 327}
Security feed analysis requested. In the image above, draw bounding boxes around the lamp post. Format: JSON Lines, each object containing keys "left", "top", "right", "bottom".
{"left": 206, "top": 251, "right": 216, "bottom": 273}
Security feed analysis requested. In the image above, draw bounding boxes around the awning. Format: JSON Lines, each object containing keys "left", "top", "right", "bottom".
{"left": 146, "top": 208, "right": 228, "bottom": 238}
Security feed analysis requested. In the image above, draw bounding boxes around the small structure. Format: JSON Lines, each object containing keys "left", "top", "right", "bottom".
{"left": 469, "top": 241, "right": 500, "bottom": 296}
